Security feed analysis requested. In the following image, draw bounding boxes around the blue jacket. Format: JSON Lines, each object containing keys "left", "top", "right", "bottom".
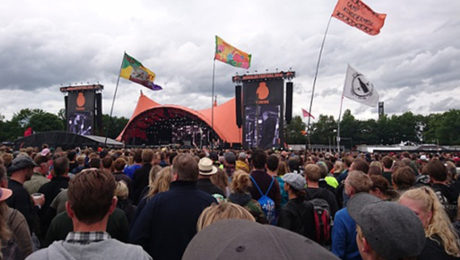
{"left": 129, "top": 181, "right": 215, "bottom": 260}
{"left": 331, "top": 208, "right": 362, "bottom": 260}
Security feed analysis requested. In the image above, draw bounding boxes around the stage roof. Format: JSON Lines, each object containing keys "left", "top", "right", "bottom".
{"left": 116, "top": 92, "right": 242, "bottom": 144}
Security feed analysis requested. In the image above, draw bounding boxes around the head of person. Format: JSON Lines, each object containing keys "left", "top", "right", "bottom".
{"left": 350, "top": 158, "right": 370, "bottom": 174}
{"left": 210, "top": 168, "right": 229, "bottom": 194}
{"left": 132, "top": 149, "right": 143, "bottom": 164}
{"left": 66, "top": 168, "right": 117, "bottom": 225}
{"left": 34, "top": 154, "right": 49, "bottom": 176}
{"left": 278, "top": 161, "right": 289, "bottom": 176}
{"left": 333, "top": 161, "right": 345, "bottom": 175}
{"left": 8, "top": 154, "right": 36, "bottom": 181}
{"left": 266, "top": 155, "right": 279, "bottom": 173}
{"left": 141, "top": 149, "right": 154, "bottom": 165}
{"left": 316, "top": 161, "right": 328, "bottom": 178}
{"left": 172, "top": 153, "right": 199, "bottom": 182}
{"left": 115, "top": 180, "right": 129, "bottom": 200}
{"left": 251, "top": 149, "right": 267, "bottom": 170}
{"left": 392, "top": 166, "right": 415, "bottom": 191}
{"left": 224, "top": 152, "right": 236, "bottom": 167}
{"left": 422, "top": 159, "right": 447, "bottom": 183}
{"left": 367, "top": 166, "right": 382, "bottom": 176}
{"left": 344, "top": 170, "right": 372, "bottom": 197}
{"left": 88, "top": 157, "right": 101, "bottom": 169}
{"left": 304, "top": 164, "right": 321, "bottom": 183}
{"left": 67, "top": 151, "right": 77, "bottom": 162}
{"left": 287, "top": 156, "right": 301, "bottom": 173}
{"left": 148, "top": 165, "right": 162, "bottom": 186}
{"left": 113, "top": 158, "right": 126, "bottom": 172}
{"left": 399, "top": 187, "right": 460, "bottom": 257}
{"left": 282, "top": 172, "right": 306, "bottom": 198}
{"left": 101, "top": 156, "right": 113, "bottom": 170}
{"left": 53, "top": 156, "right": 69, "bottom": 177}
{"left": 196, "top": 202, "right": 255, "bottom": 232}
{"left": 382, "top": 156, "right": 393, "bottom": 170}
{"left": 348, "top": 193, "right": 425, "bottom": 260}
{"left": 231, "top": 170, "right": 252, "bottom": 193}
{"left": 146, "top": 166, "right": 173, "bottom": 199}
{"left": 198, "top": 157, "right": 218, "bottom": 179}
{"left": 369, "top": 175, "right": 398, "bottom": 201}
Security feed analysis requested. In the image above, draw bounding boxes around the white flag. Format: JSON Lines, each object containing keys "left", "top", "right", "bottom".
{"left": 343, "top": 65, "right": 379, "bottom": 107}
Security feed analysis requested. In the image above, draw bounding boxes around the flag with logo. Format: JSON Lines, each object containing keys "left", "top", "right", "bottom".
{"left": 120, "top": 53, "right": 162, "bottom": 90}
{"left": 214, "top": 36, "right": 251, "bottom": 69}
{"left": 301, "top": 108, "right": 315, "bottom": 119}
{"left": 332, "top": 0, "right": 386, "bottom": 35}
{"left": 343, "top": 65, "right": 379, "bottom": 107}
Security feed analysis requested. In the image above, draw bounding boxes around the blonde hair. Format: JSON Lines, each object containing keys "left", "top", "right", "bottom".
{"left": 196, "top": 202, "right": 255, "bottom": 232}
{"left": 146, "top": 166, "right": 172, "bottom": 199}
{"left": 231, "top": 170, "right": 252, "bottom": 193}
{"left": 333, "top": 161, "right": 345, "bottom": 174}
{"left": 369, "top": 161, "right": 383, "bottom": 171}
{"left": 400, "top": 187, "right": 460, "bottom": 257}
{"left": 148, "top": 165, "right": 162, "bottom": 186}
{"left": 210, "top": 168, "right": 228, "bottom": 195}
{"left": 115, "top": 181, "right": 129, "bottom": 199}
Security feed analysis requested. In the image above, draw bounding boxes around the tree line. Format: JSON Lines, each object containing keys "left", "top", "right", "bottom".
{"left": 0, "top": 109, "right": 128, "bottom": 142}
{"left": 286, "top": 109, "right": 460, "bottom": 146}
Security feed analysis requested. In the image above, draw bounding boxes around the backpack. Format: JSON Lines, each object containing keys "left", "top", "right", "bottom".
{"left": 250, "top": 176, "right": 276, "bottom": 225}
{"left": 433, "top": 189, "right": 457, "bottom": 222}
{"left": 309, "top": 198, "right": 332, "bottom": 245}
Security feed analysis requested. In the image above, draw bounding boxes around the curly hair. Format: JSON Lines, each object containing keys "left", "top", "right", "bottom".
{"left": 400, "top": 187, "right": 460, "bottom": 257}
{"left": 231, "top": 170, "right": 252, "bottom": 193}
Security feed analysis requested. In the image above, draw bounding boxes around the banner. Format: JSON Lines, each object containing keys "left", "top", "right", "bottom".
{"left": 343, "top": 65, "right": 379, "bottom": 107}
{"left": 332, "top": 0, "right": 386, "bottom": 35}
{"left": 120, "top": 53, "right": 162, "bottom": 90}
{"left": 302, "top": 108, "right": 315, "bottom": 119}
{"left": 215, "top": 36, "right": 251, "bottom": 69}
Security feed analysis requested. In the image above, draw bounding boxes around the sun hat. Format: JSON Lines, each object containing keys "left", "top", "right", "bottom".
{"left": 199, "top": 157, "right": 218, "bottom": 175}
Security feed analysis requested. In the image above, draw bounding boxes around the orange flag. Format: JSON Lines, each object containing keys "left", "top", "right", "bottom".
{"left": 332, "top": 0, "right": 386, "bottom": 35}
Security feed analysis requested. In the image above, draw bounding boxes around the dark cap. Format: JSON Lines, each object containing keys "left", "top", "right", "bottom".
{"left": 348, "top": 193, "right": 425, "bottom": 260}
{"left": 183, "top": 219, "right": 339, "bottom": 260}
{"left": 8, "top": 154, "right": 36, "bottom": 173}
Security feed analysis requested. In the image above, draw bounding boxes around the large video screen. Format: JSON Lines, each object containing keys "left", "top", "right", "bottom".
{"left": 67, "top": 91, "right": 95, "bottom": 135}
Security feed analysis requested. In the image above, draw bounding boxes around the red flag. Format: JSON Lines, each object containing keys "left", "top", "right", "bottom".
{"left": 301, "top": 130, "right": 308, "bottom": 136}
{"left": 24, "top": 127, "right": 32, "bottom": 137}
{"left": 332, "top": 0, "right": 386, "bottom": 36}
{"left": 302, "top": 109, "right": 315, "bottom": 119}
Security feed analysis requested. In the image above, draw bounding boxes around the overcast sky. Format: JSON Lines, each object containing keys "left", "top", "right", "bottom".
{"left": 0, "top": 0, "right": 459, "bottom": 123}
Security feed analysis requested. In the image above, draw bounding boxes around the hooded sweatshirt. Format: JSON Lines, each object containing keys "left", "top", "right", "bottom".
{"left": 26, "top": 239, "right": 151, "bottom": 260}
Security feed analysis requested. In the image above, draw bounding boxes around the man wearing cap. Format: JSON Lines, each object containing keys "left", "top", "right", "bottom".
{"left": 6, "top": 154, "right": 45, "bottom": 235}
{"left": 348, "top": 193, "right": 425, "bottom": 260}
{"left": 196, "top": 157, "right": 225, "bottom": 198}
{"left": 24, "top": 155, "right": 50, "bottom": 195}
{"left": 129, "top": 153, "right": 216, "bottom": 260}
{"left": 223, "top": 151, "right": 236, "bottom": 178}
{"left": 278, "top": 172, "right": 315, "bottom": 240}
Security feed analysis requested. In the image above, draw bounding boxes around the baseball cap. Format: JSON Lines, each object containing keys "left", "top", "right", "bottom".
{"left": 8, "top": 154, "right": 37, "bottom": 173}
{"left": 183, "top": 219, "right": 339, "bottom": 260}
{"left": 348, "top": 193, "right": 425, "bottom": 260}
{"left": 282, "top": 172, "right": 306, "bottom": 191}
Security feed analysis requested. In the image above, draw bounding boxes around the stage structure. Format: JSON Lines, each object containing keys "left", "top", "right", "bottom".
{"left": 117, "top": 92, "right": 241, "bottom": 147}
{"left": 60, "top": 84, "right": 103, "bottom": 136}
{"left": 233, "top": 71, "right": 295, "bottom": 149}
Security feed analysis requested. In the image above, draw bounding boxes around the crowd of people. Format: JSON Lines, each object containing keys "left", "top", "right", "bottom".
{"left": 0, "top": 144, "right": 459, "bottom": 259}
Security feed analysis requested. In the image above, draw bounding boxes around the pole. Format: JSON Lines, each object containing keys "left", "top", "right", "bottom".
{"left": 211, "top": 59, "right": 216, "bottom": 149}
{"left": 307, "top": 16, "right": 333, "bottom": 150}
{"left": 104, "top": 53, "right": 125, "bottom": 147}
{"left": 337, "top": 94, "right": 345, "bottom": 153}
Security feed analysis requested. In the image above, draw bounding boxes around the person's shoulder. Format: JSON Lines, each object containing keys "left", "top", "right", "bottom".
{"left": 25, "top": 247, "right": 49, "bottom": 260}
{"left": 105, "top": 239, "right": 152, "bottom": 259}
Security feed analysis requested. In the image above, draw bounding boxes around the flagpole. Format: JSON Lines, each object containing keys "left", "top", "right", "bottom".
{"left": 211, "top": 59, "right": 216, "bottom": 149}
{"left": 104, "top": 53, "right": 125, "bottom": 147}
{"left": 337, "top": 94, "right": 344, "bottom": 153}
{"left": 307, "top": 15, "right": 333, "bottom": 150}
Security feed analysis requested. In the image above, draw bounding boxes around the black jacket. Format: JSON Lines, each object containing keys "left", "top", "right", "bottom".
{"left": 306, "top": 187, "right": 339, "bottom": 218}
{"left": 196, "top": 178, "right": 225, "bottom": 197}
{"left": 131, "top": 163, "right": 152, "bottom": 205}
{"left": 278, "top": 197, "right": 315, "bottom": 240}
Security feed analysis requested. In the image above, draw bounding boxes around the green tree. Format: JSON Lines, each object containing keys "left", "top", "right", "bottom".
{"left": 29, "top": 112, "right": 64, "bottom": 132}
{"left": 310, "top": 115, "right": 336, "bottom": 145}
{"left": 285, "top": 116, "right": 307, "bottom": 144}
{"left": 435, "top": 110, "right": 460, "bottom": 145}
{"left": 101, "top": 114, "right": 129, "bottom": 139}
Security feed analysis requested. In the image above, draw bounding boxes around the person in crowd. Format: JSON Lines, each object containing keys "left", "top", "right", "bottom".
{"left": 129, "top": 153, "right": 216, "bottom": 260}
{"left": 336, "top": 156, "right": 353, "bottom": 183}
{"left": 332, "top": 160, "right": 346, "bottom": 179}
{"left": 369, "top": 175, "right": 399, "bottom": 201}
{"left": 124, "top": 149, "right": 142, "bottom": 179}
{"left": 28, "top": 168, "right": 151, "bottom": 260}
{"left": 183, "top": 219, "right": 339, "bottom": 260}
{"left": 196, "top": 202, "right": 255, "bottom": 232}
{"left": 287, "top": 156, "right": 301, "bottom": 173}
{"left": 392, "top": 166, "right": 416, "bottom": 194}
{"left": 114, "top": 181, "right": 136, "bottom": 224}
{"left": 227, "top": 170, "right": 266, "bottom": 224}
{"left": 88, "top": 157, "right": 101, "bottom": 169}
{"left": 305, "top": 163, "right": 339, "bottom": 215}
{"left": 70, "top": 155, "right": 85, "bottom": 175}
{"left": 235, "top": 152, "right": 250, "bottom": 173}
{"left": 278, "top": 172, "right": 315, "bottom": 240}
{"left": 266, "top": 155, "right": 279, "bottom": 178}
{"left": 367, "top": 165, "right": 382, "bottom": 176}
{"left": 131, "top": 149, "right": 154, "bottom": 205}
{"left": 101, "top": 156, "right": 113, "bottom": 175}
{"left": 399, "top": 186, "right": 460, "bottom": 259}
{"left": 196, "top": 157, "right": 225, "bottom": 199}
{"left": 0, "top": 165, "right": 33, "bottom": 259}
{"left": 423, "top": 159, "right": 459, "bottom": 221}
{"left": 38, "top": 157, "right": 70, "bottom": 214}
{"left": 348, "top": 193, "right": 426, "bottom": 260}
{"left": 210, "top": 168, "right": 230, "bottom": 198}
{"left": 248, "top": 150, "right": 281, "bottom": 212}
{"left": 332, "top": 170, "right": 372, "bottom": 260}
{"left": 276, "top": 159, "right": 289, "bottom": 207}
{"left": 317, "top": 161, "right": 339, "bottom": 191}
{"left": 6, "top": 155, "right": 44, "bottom": 236}
{"left": 24, "top": 155, "right": 50, "bottom": 195}
{"left": 66, "top": 151, "right": 78, "bottom": 174}
{"left": 112, "top": 158, "right": 132, "bottom": 195}
{"left": 223, "top": 151, "right": 236, "bottom": 179}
